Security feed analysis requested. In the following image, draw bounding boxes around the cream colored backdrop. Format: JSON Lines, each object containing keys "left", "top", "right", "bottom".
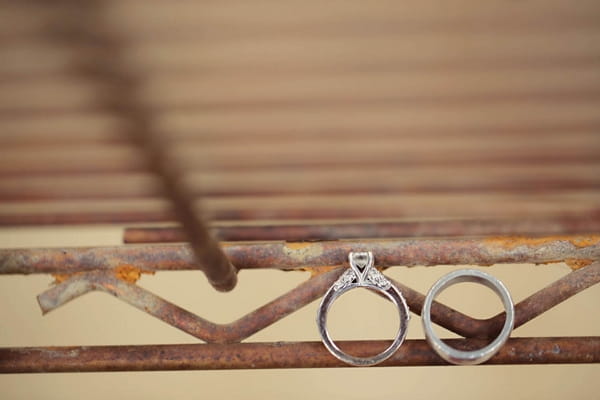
{"left": 0, "top": 227, "right": 598, "bottom": 399}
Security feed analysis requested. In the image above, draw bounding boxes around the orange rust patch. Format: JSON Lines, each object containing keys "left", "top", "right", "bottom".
{"left": 52, "top": 273, "right": 79, "bottom": 284}
{"left": 285, "top": 242, "right": 313, "bottom": 250}
{"left": 52, "top": 266, "right": 154, "bottom": 285}
{"left": 484, "top": 235, "right": 600, "bottom": 250}
{"left": 113, "top": 264, "right": 154, "bottom": 283}
{"left": 569, "top": 237, "right": 600, "bottom": 248}
{"left": 564, "top": 258, "right": 595, "bottom": 270}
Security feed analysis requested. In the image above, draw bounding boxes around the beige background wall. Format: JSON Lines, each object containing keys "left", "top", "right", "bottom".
{"left": 0, "top": 227, "right": 598, "bottom": 399}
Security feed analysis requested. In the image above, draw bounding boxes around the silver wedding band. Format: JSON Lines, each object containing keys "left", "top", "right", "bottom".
{"left": 316, "top": 252, "right": 410, "bottom": 366}
{"left": 421, "top": 269, "right": 515, "bottom": 365}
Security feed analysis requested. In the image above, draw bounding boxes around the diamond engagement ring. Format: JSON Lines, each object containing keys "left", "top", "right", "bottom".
{"left": 421, "top": 269, "right": 515, "bottom": 365}
{"left": 316, "top": 251, "right": 410, "bottom": 366}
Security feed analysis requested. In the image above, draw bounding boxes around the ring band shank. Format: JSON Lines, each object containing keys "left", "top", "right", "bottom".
{"left": 421, "top": 269, "right": 515, "bottom": 365}
{"left": 317, "top": 281, "right": 410, "bottom": 366}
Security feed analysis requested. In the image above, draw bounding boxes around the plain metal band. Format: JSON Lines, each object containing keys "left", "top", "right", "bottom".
{"left": 317, "top": 281, "right": 410, "bottom": 366}
{"left": 421, "top": 269, "right": 515, "bottom": 365}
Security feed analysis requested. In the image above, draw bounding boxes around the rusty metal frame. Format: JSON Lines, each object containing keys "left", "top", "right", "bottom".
{"left": 0, "top": 240, "right": 599, "bottom": 372}
{"left": 1, "top": 1, "right": 600, "bottom": 375}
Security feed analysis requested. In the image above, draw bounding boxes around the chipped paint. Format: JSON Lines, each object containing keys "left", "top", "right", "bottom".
{"left": 38, "top": 348, "right": 80, "bottom": 359}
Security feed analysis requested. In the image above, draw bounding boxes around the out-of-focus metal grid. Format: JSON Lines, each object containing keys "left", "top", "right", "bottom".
{"left": 1, "top": 0, "right": 600, "bottom": 372}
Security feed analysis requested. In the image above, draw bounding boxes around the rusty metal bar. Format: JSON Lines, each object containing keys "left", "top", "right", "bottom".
{"left": 1, "top": 337, "right": 597, "bottom": 373}
{"left": 3, "top": 164, "right": 600, "bottom": 200}
{"left": 1, "top": 144, "right": 599, "bottom": 177}
{"left": 1, "top": 135, "right": 597, "bottom": 162}
{"left": 124, "top": 216, "right": 600, "bottom": 242}
{"left": 2, "top": 235, "right": 599, "bottom": 274}
{"left": 3, "top": 1, "right": 599, "bottom": 40}
{"left": 39, "top": 2, "right": 237, "bottom": 292}
{"left": 3, "top": 87, "right": 600, "bottom": 116}
{"left": 32, "top": 263, "right": 600, "bottom": 343}
{"left": 2, "top": 121, "right": 599, "bottom": 148}
{"left": 3, "top": 20, "right": 600, "bottom": 80}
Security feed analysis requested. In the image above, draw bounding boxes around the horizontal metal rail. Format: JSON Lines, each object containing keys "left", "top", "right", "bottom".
{"left": 2, "top": 235, "right": 598, "bottom": 274}
{"left": 1, "top": 145, "right": 599, "bottom": 177}
{"left": 2, "top": 192, "right": 598, "bottom": 225}
{"left": 3, "top": 164, "right": 600, "bottom": 200}
{"left": 1, "top": 122, "right": 598, "bottom": 148}
{"left": 1, "top": 338, "right": 597, "bottom": 373}
{"left": 123, "top": 216, "right": 600, "bottom": 242}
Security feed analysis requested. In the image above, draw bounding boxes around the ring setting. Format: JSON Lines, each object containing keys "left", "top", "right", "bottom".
{"left": 316, "top": 251, "right": 410, "bottom": 366}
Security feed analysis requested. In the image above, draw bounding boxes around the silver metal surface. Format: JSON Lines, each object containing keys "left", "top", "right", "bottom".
{"left": 422, "top": 269, "right": 515, "bottom": 365}
{"left": 316, "top": 252, "right": 410, "bottom": 366}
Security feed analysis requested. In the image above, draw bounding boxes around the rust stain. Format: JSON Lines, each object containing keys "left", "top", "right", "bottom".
{"left": 564, "top": 258, "right": 595, "bottom": 270}
{"left": 52, "top": 273, "right": 78, "bottom": 284}
{"left": 52, "top": 265, "right": 154, "bottom": 285}
{"left": 53, "top": 265, "right": 154, "bottom": 285}
{"left": 113, "top": 264, "right": 154, "bottom": 283}
{"left": 569, "top": 237, "right": 600, "bottom": 248}
{"left": 484, "top": 235, "right": 600, "bottom": 250}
